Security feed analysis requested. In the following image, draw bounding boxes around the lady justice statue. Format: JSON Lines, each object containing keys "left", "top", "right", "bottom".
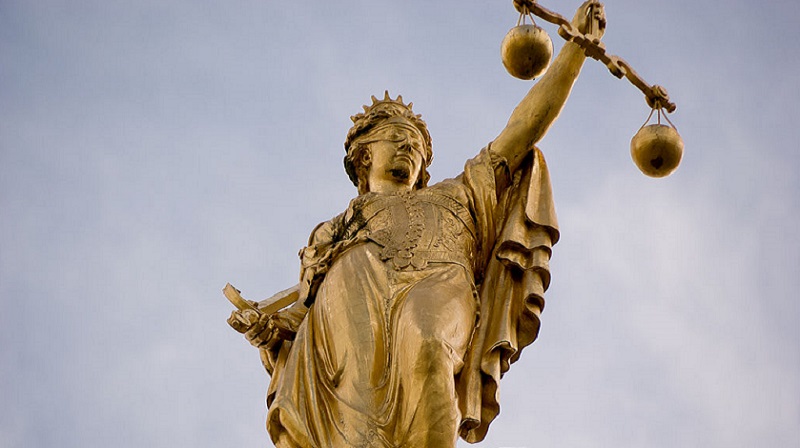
{"left": 227, "top": 2, "right": 608, "bottom": 446}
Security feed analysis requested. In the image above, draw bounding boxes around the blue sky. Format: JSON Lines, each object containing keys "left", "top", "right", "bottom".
{"left": 1, "top": 1, "right": 798, "bottom": 447}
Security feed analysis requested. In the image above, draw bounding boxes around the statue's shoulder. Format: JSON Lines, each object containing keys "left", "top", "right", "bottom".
{"left": 421, "top": 147, "right": 504, "bottom": 210}
{"left": 424, "top": 176, "right": 466, "bottom": 197}
{"left": 306, "top": 211, "right": 347, "bottom": 247}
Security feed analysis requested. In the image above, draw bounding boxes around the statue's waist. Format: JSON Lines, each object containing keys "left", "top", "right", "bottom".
{"left": 362, "top": 224, "right": 475, "bottom": 272}
{"left": 373, "top": 242, "right": 472, "bottom": 272}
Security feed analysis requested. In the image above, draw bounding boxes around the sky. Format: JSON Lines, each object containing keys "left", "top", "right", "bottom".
{"left": 1, "top": 0, "right": 798, "bottom": 447}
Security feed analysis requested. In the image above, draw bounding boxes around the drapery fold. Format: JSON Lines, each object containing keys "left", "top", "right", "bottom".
{"left": 458, "top": 148, "right": 558, "bottom": 443}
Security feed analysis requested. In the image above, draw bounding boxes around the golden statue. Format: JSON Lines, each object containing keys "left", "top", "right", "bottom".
{"left": 226, "top": 2, "right": 633, "bottom": 446}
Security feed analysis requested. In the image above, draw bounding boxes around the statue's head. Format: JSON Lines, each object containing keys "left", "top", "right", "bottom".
{"left": 345, "top": 92, "right": 432, "bottom": 195}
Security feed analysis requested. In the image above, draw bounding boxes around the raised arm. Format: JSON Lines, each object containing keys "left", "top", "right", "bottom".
{"left": 492, "top": 1, "right": 605, "bottom": 174}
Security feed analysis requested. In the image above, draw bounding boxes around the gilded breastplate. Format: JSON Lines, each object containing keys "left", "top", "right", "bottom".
{"left": 344, "top": 189, "right": 477, "bottom": 272}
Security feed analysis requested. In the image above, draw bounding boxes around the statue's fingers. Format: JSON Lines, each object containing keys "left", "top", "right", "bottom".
{"left": 245, "top": 317, "right": 269, "bottom": 340}
{"left": 262, "top": 326, "right": 283, "bottom": 348}
{"left": 228, "top": 310, "right": 254, "bottom": 333}
{"left": 246, "top": 325, "right": 273, "bottom": 347}
{"left": 248, "top": 314, "right": 280, "bottom": 346}
{"left": 574, "top": 1, "right": 596, "bottom": 31}
{"left": 593, "top": 5, "right": 606, "bottom": 25}
{"left": 259, "top": 312, "right": 272, "bottom": 325}
{"left": 227, "top": 313, "right": 241, "bottom": 331}
{"left": 251, "top": 311, "right": 272, "bottom": 332}
{"left": 242, "top": 309, "right": 260, "bottom": 322}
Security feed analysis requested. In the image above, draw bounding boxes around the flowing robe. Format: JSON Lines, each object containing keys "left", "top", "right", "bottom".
{"left": 262, "top": 146, "right": 559, "bottom": 447}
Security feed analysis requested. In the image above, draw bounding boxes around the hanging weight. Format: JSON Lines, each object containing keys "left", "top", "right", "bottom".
{"left": 630, "top": 123, "right": 684, "bottom": 178}
{"left": 501, "top": 24, "right": 554, "bottom": 80}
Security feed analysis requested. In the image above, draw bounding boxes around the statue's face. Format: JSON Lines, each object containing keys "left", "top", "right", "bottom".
{"left": 366, "top": 125, "right": 426, "bottom": 189}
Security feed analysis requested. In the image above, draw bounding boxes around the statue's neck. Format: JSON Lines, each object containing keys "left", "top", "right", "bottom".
{"left": 368, "top": 179, "right": 414, "bottom": 195}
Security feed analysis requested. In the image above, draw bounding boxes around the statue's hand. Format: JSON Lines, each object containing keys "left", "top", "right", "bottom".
{"left": 230, "top": 302, "right": 308, "bottom": 350}
{"left": 227, "top": 309, "right": 279, "bottom": 349}
{"left": 227, "top": 309, "right": 261, "bottom": 334}
{"left": 572, "top": 1, "right": 606, "bottom": 39}
{"left": 243, "top": 312, "right": 284, "bottom": 350}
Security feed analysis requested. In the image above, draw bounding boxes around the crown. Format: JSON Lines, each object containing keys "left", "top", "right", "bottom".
{"left": 350, "top": 91, "right": 417, "bottom": 124}
{"left": 345, "top": 91, "right": 432, "bottom": 156}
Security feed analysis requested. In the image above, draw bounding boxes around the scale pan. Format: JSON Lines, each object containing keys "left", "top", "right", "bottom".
{"left": 501, "top": 24, "right": 553, "bottom": 80}
{"left": 630, "top": 124, "right": 683, "bottom": 178}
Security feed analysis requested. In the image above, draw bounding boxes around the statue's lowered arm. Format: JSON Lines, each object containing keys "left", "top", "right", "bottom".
{"left": 225, "top": 217, "right": 342, "bottom": 355}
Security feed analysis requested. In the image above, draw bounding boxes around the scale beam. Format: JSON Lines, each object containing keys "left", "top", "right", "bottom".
{"left": 513, "top": 0, "right": 676, "bottom": 112}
